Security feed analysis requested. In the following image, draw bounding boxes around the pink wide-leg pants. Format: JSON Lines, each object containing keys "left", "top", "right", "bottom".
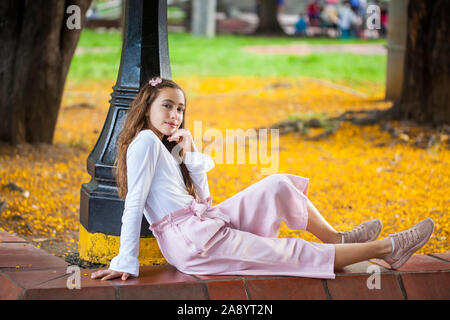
{"left": 149, "top": 174, "right": 336, "bottom": 279}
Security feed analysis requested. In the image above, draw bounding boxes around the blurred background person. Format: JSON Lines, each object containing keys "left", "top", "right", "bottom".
{"left": 277, "top": 0, "right": 285, "bottom": 13}
{"left": 338, "top": 0, "right": 360, "bottom": 38}
{"left": 321, "top": 0, "right": 340, "bottom": 38}
{"left": 380, "top": 2, "right": 388, "bottom": 37}
{"left": 307, "top": 0, "right": 321, "bottom": 27}
{"left": 295, "top": 12, "right": 308, "bottom": 36}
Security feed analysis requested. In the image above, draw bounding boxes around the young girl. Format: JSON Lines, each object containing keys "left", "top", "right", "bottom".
{"left": 92, "top": 77, "right": 434, "bottom": 281}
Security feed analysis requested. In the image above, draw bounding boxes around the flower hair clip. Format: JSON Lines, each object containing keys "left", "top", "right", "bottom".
{"left": 149, "top": 77, "right": 162, "bottom": 86}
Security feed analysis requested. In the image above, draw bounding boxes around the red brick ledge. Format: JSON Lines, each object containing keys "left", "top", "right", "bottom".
{"left": 1, "top": 231, "right": 449, "bottom": 300}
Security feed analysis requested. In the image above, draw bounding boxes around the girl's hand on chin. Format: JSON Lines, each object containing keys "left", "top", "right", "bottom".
{"left": 168, "top": 129, "right": 197, "bottom": 152}
{"left": 91, "top": 269, "right": 131, "bottom": 281}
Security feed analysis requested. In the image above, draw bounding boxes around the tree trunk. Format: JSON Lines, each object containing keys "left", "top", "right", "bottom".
{"left": 254, "top": 0, "right": 285, "bottom": 35}
{"left": 191, "top": 0, "right": 216, "bottom": 37}
{"left": 0, "top": 0, "right": 92, "bottom": 145}
{"left": 386, "top": 0, "right": 450, "bottom": 126}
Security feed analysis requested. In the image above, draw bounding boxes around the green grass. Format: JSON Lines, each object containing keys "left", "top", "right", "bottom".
{"left": 68, "top": 30, "right": 386, "bottom": 84}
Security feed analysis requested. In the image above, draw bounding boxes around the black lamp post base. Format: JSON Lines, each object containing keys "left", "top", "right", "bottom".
{"left": 80, "top": 181, "right": 153, "bottom": 237}
{"left": 78, "top": 0, "right": 172, "bottom": 264}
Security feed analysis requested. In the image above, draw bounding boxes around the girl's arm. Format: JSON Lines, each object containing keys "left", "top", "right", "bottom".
{"left": 168, "top": 129, "right": 215, "bottom": 201}
{"left": 183, "top": 151, "right": 215, "bottom": 201}
{"left": 108, "top": 133, "right": 160, "bottom": 277}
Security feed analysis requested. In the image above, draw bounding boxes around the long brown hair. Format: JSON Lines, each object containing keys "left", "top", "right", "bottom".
{"left": 114, "top": 78, "right": 199, "bottom": 200}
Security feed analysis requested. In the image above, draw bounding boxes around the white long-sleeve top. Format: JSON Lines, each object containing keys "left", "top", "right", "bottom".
{"left": 109, "top": 129, "right": 215, "bottom": 277}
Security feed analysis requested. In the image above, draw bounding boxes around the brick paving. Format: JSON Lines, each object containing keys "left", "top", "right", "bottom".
{"left": 1, "top": 231, "right": 448, "bottom": 300}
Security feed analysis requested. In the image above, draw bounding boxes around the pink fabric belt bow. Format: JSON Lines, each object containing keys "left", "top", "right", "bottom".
{"left": 191, "top": 197, "right": 212, "bottom": 219}
{"left": 190, "top": 197, "right": 231, "bottom": 224}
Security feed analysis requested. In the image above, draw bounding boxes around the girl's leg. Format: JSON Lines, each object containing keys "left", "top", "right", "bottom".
{"left": 215, "top": 174, "right": 373, "bottom": 246}
{"left": 305, "top": 198, "right": 341, "bottom": 244}
{"left": 333, "top": 237, "right": 392, "bottom": 270}
{"left": 306, "top": 198, "right": 383, "bottom": 245}
{"left": 215, "top": 174, "right": 312, "bottom": 238}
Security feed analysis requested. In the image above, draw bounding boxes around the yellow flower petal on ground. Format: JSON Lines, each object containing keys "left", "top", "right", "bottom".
{"left": 0, "top": 76, "right": 448, "bottom": 257}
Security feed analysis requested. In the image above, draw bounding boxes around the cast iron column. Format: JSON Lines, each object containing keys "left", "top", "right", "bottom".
{"left": 80, "top": 0, "right": 171, "bottom": 238}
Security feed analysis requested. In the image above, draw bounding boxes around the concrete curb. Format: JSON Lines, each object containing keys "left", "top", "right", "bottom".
{"left": 1, "top": 231, "right": 448, "bottom": 300}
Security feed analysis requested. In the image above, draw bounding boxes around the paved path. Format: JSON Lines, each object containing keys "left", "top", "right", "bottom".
{"left": 244, "top": 44, "right": 386, "bottom": 55}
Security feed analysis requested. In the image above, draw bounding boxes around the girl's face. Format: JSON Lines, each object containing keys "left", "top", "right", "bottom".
{"left": 148, "top": 87, "right": 186, "bottom": 140}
